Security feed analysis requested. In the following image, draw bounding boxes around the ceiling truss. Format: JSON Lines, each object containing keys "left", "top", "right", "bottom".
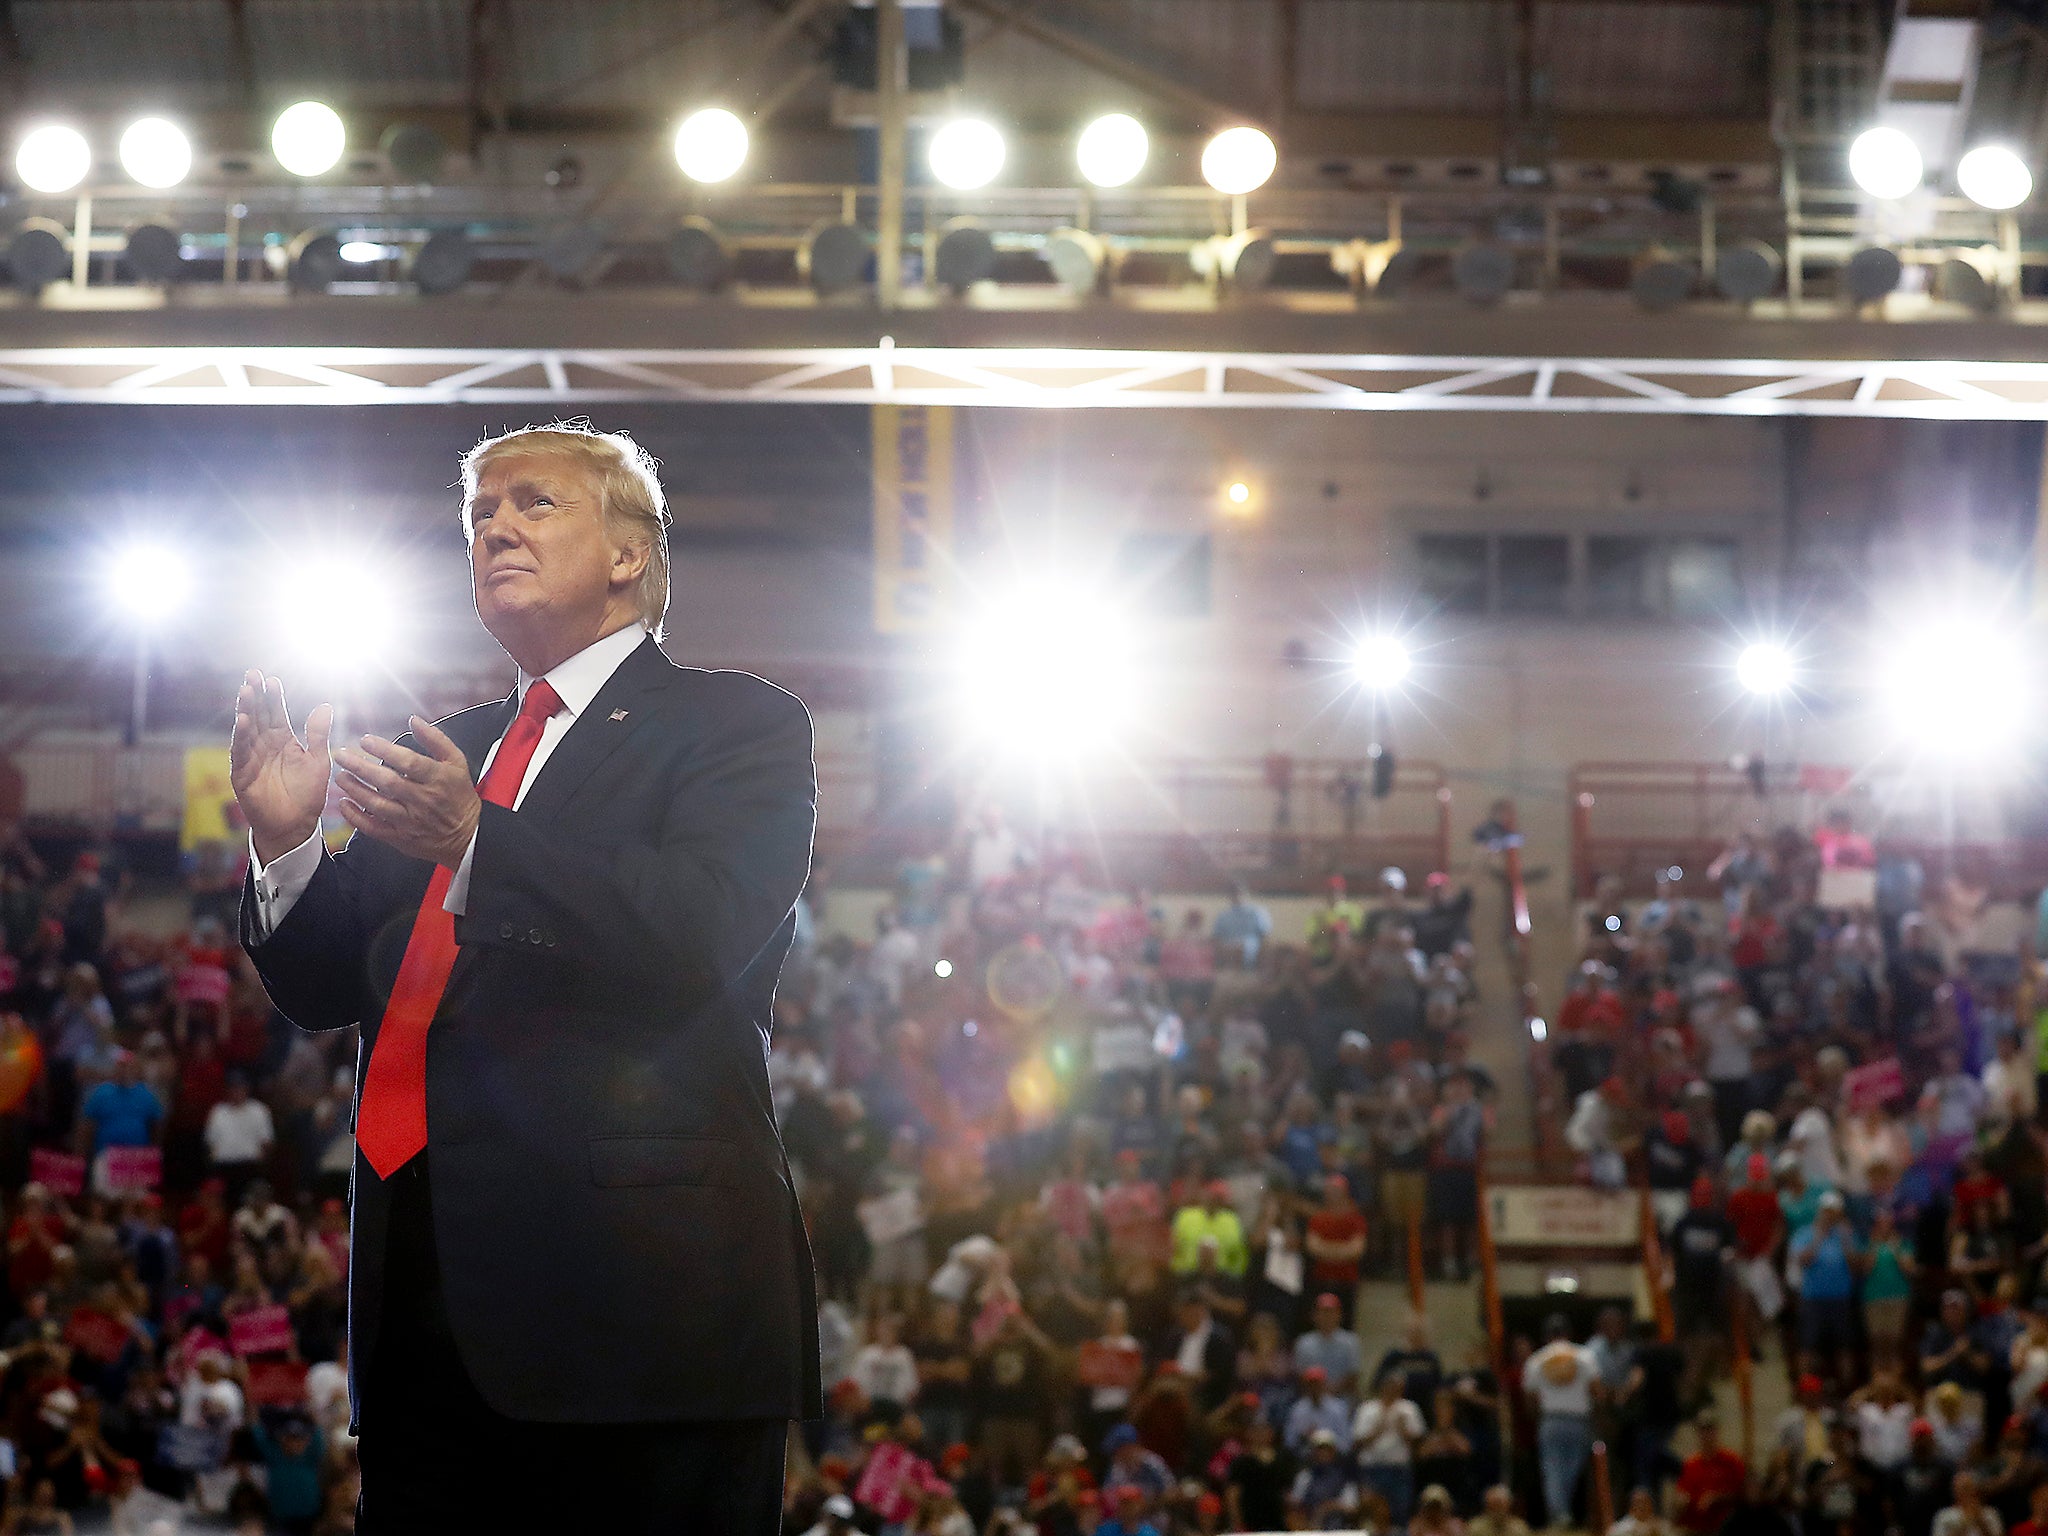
{"left": 4, "top": 343, "right": 2048, "bottom": 417}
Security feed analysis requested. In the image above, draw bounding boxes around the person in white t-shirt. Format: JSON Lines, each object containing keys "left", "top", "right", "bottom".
{"left": 1352, "top": 1372, "right": 1426, "bottom": 1524}
{"left": 847, "top": 1312, "right": 919, "bottom": 1409}
{"left": 1520, "top": 1316, "right": 1596, "bottom": 1528}
{"left": 201, "top": 1072, "right": 274, "bottom": 1206}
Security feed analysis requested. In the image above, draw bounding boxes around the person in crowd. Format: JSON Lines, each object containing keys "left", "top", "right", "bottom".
{"left": 1352, "top": 1369, "right": 1426, "bottom": 1525}
{"left": 1676, "top": 1411, "right": 1746, "bottom": 1536}
{"left": 1521, "top": 1315, "right": 1596, "bottom": 1529}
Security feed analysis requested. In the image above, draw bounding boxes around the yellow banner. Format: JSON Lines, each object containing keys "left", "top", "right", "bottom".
{"left": 180, "top": 746, "right": 235, "bottom": 852}
{"left": 872, "top": 403, "right": 953, "bottom": 632}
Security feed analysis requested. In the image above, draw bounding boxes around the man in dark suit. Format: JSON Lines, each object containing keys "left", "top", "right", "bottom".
{"left": 231, "top": 423, "right": 818, "bottom": 1534}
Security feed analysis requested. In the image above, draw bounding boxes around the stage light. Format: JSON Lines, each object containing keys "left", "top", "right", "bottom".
{"left": 16, "top": 126, "right": 92, "bottom": 194}
{"left": 1849, "top": 127, "right": 1922, "bottom": 199}
{"left": 1736, "top": 641, "right": 1795, "bottom": 696}
{"left": 953, "top": 581, "right": 1140, "bottom": 761}
{"left": 1201, "top": 126, "right": 1276, "bottom": 195}
{"left": 1958, "top": 145, "right": 2032, "bottom": 210}
{"left": 1529, "top": 1016, "right": 1548, "bottom": 1042}
{"left": 673, "top": 108, "right": 748, "bottom": 184}
{"left": 1844, "top": 246, "right": 1903, "bottom": 303}
{"left": 338, "top": 241, "right": 395, "bottom": 264}
{"left": 1351, "top": 634, "right": 1412, "bottom": 691}
{"left": 270, "top": 552, "right": 400, "bottom": 674}
{"left": 1225, "top": 481, "right": 1252, "bottom": 506}
{"left": 117, "top": 118, "right": 191, "bottom": 189}
{"left": 929, "top": 118, "right": 1005, "bottom": 190}
{"left": 1879, "top": 615, "right": 2029, "bottom": 758}
{"left": 109, "top": 543, "right": 192, "bottom": 625}
{"left": 934, "top": 219, "right": 996, "bottom": 290}
{"left": 1076, "top": 113, "right": 1147, "bottom": 188}
{"left": 271, "top": 102, "right": 346, "bottom": 177}
{"left": 934, "top": 959, "right": 954, "bottom": 979}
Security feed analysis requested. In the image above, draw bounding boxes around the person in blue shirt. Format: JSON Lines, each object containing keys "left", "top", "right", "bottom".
{"left": 1791, "top": 1191, "right": 1860, "bottom": 1383}
{"left": 80, "top": 1051, "right": 163, "bottom": 1157}
{"left": 1212, "top": 885, "right": 1273, "bottom": 970}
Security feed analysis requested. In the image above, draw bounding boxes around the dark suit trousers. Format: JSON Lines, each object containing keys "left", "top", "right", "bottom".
{"left": 357, "top": 1157, "right": 788, "bottom": 1536}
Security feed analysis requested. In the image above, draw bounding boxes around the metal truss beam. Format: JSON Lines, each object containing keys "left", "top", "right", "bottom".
{"left": 6, "top": 344, "right": 2048, "bottom": 417}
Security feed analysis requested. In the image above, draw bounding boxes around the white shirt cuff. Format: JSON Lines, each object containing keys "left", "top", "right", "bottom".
{"left": 442, "top": 829, "right": 480, "bottom": 917}
{"left": 247, "top": 829, "right": 325, "bottom": 939}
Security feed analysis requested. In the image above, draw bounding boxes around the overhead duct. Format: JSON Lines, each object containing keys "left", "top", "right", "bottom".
{"left": 1714, "top": 240, "right": 1783, "bottom": 303}
{"left": 287, "top": 230, "right": 345, "bottom": 293}
{"left": 933, "top": 219, "right": 996, "bottom": 291}
{"left": 412, "top": 231, "right": 476, "bottom": 296}
{"left": 801, "top": 222, "right": 869, "bottom": 295}
{"left": 5, "top": 222, "right": 69, "bottom": 292}
{"left": 1842, "top": 245, "right": 1904, "bottom": 303}
{"left": 665, "top": 217, "right": 732, "bottom": 291}
{"left": 1042, "top": 227, "right": 1107, "bottom": 296}
{"left": 123, "top": 224, "right": 183, "bottom": 284}
{"left": 1452, "top": 242, "right": 1515, "bottom": 305}
{"left": 1631, "top": 250, "right": 1697, "bottom": 312}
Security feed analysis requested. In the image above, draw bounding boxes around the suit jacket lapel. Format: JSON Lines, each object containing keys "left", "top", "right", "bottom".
{"left": 444, "top": 693, "right": 517, "bottom": 787}
{"left": 514, "top": 636, "right": 675, "bottom": 823}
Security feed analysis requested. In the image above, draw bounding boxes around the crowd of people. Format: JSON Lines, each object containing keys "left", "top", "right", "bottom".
{"left": 0, "top": 821, "right": 356, "bottom": 1533}
{"left": 774, "top": 806, "right": 1520, "bottom": 1536}
{"left": 2, "top": 793, "right": 2047, "bottom": 1536}
{"left": 1551, "top": 817, "right": 2048, "bottom": 1536}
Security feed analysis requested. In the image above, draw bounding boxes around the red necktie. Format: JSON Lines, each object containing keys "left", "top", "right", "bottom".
{"left": 355, "top": 679, "right": 564, "bottom": 1179}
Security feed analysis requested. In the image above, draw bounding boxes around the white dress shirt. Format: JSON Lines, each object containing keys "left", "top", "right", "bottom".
{"left": 248, "top": 623, "right": 648, "bottom": 938}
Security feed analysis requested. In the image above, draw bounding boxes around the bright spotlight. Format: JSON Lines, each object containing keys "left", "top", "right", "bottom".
{"left": 934, "top": 959, "right": 954, "bottom": 979}
{"left": 109, "top": 543, "right": 192, "bottom": 625}
{"left": 1351, "top": 634, "right": 1412, "bottom": 691}
{"left": 15, "top": 126, "right": 92, "bottom": 195}
{"left": 928, "top": 118, "right": 1005, "bottom": 191}
{"left": 954, "top": 581, "right": 1139, "bottom": 760}
{"left": 1201, "top": 126, "right": 1277, "bottom": 195}
{"left": 1225, "top": 481, "right": 1252, "bottom": 506}
{"left": 673, "top": 108, "right": 748, "bottom": 184}
{"left": 271, "top": 102, "right": 346, "bottom": 178}
{"left": 1076, "top": 113, "right": 1147, "bottom": 188}
{"left": 1958, "top": 145, "right": 2032, "bottom": 210}
{"left": 1879, "top": 615, "right": 2029, "bottom": 758}
{"left": 338, "top": 241, "right": 395, "bottom": 263}
{"left": 1848, "top": 127, "right": 1922, "bottom": 200}
{"left": 1736, "top": 642, "right": 1795, "bottom": 696}
{"left": 271, "top": 553, "right": 399, "bottom": 673}
{"left": 118, "top": 118, "right": 191, "bottom": 189}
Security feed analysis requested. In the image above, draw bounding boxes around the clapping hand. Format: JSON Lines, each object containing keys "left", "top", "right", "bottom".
{"left": 333, "top": 717, "right": 482, "bottom": 870}
{"left": 230, "top": 672, "right": 333, "bottom": 864}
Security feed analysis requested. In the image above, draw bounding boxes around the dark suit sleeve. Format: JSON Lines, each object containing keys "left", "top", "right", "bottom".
{"left": 456, "top": 680, "right": 815, "bottom": 1004}
{"left": 238, "top": 841, "right": 381, "bottom": 1033}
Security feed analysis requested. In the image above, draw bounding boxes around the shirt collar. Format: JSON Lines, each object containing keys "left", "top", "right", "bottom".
{"left": 516, "top": 623, "right": 647, "bottom": 721}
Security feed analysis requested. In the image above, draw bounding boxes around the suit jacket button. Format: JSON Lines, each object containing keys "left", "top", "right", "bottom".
{"left": 544, "top": 933, "right": 558, "bottom": 949}
{"left": 499, "top": 922, "right": 514, "bottom": 940}
{"left": 528, "top": 927, "right": 544, "bottom": 945}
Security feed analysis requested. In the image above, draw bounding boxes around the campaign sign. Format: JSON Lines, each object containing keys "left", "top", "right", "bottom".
{"left": 228, "top": 1304, "right": 295, "bottom": 1358}
{"left": 64, "top": 1306, "right": 132, "bottom": 1363}
{"left": 1844, "top": 1056, "right": 1905, "bottom": 1111}
{"left": 102, "top": 1146, "right": 163, "bottom": 1194}
{"left": 1077, "top": 1339, "right": 1145, "bottom": 1392}
{"left": 29, "top": 1149, "right": 85, "bottom": 1197}
{"left": 244, "top": 1358, "right": 310, "bottom": 1408}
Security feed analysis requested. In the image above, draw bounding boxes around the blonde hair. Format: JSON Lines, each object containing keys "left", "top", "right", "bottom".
{"left": 458, "top": 420, "right": 671, "bottom": 637}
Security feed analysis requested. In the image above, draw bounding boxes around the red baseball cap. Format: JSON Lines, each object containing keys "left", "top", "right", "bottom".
{"left": 1301, "top": 1366, "right": 1329, "bottom": 1383}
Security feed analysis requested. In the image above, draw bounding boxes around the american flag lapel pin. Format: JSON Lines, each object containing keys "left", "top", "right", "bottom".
{"left": 609, "top": 709, "right": 630, "bottom": 722}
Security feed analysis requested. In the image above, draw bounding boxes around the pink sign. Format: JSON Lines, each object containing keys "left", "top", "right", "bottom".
{"left": 102, "top": 1146, "right": 163, "bottom": 1195}
{"left": 228, "top": 1304, "right": 295, "bottom": 1358}
{"left": 1844, "top": 1057, "right": 1905, "bottom": 1111}
{"left": 29, "top": 1148, "right": 85, "bottom": 1198}
{"left": 175, "top": 965, "right": 231, "bottom": 1007}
